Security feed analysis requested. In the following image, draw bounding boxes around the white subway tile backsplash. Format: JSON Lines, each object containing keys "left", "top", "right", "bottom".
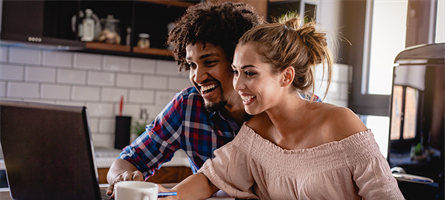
{"left": 7, "top": 82, "right": 39, "bottom": 98}
{"left": 339, "top": 82, "right": 349, "bottom": 100}
{"left": 0, "top": 97, "right": 21, "bottom": 101}
{"left": 116, "top": 73, "right": 142, "bottom": 88}
{"left": 88, "top": 71, "right": 115, "bottom": 86}
{"left": 2, "top": 46, "right": 183, "bottom": 149}
{"left": 168, "top": 77, "right": 192, "bottom": 90}
{"left": 327, "top": 99, "right": 348, "bottom": 107}
{"left": 0, "top": 81, "right": 5, "bottom": 97}
{"left": 143, "top": 104, "right": 165, "bottom": 120}
{"left": 129, "top": 89, "right": 154, "bottom": 104}
{"left": 41, "top": 84, "right": 70, "bottom": 100}
{"left": 42, "top": 50, "right": 73, "bottom": 68}
{"left": 9, "top": 47, "right": 41, "bottom": 65}
{"left": 178, "top": 69, "right": 189, "bottom": 78}
{"left": 155, "top": 91, "right": 177, "bottom": 106}
{"left": 72, "top": 86, "right": 100, "bottom": 101}
{"left": 314, "top": 80, "right": 328, "bottom": 99}
{"left": 332, "top": 64, "right": 350, "bottom": 83}
{"left": 88, "top": 117, "right": 100, "bottom": 132}
{"left": 55, "top": 101, "right": 85, "bottom": 107}
{"left": 103, "top": 55, "right": 130, "bottom": 72}
{"left": 25, "top": 66, "right": 56, "bottom": 82}
{"left": 86, "top": 102, "right": 114, "bottom": 117}
{"left": 315, "top": 63, "right": 351, "bottom": 83}
{"left": 327, "top": 82, "right": 341, "bottom": 99}
{"left": 91, "top": 133, "right": 114, "bottom": 148}
{"left": 101, "top": 88, "right": 128, "bottom": 102}
{"left": 116, "top": 103, "right": 141, "bottom": 119}
{"left": 131, "top": 57, "right": 156, "bottom": 74}
{"left": 74, "top": 52, "right": 102, "bottom": 70}
{"left": 99, "top": 118, "right": 115, "bottom": 133}
{"left": 0, "top": 47, "right": 8, "bottom": 62}
{"left": 314, "top": 63, "right": 325, "bottom": 81}
{"left": 23, "top": 99, "right": 56, "bottom": 104}
{"left": 143, "top": 75, "right": 167, "bottom": 89}
{"left": 57, "top": 69, "right": 87, "bottom": 85}
{"left": 0, "top": 64, "right": 24, "bottom": 81}
{"left": 313, "top": 63, "right": 350, "bottom": 108}
{"left": 157, "top": 60, "right": 180, "bottom": 76}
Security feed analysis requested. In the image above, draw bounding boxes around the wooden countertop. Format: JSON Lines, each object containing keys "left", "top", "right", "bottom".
{"left": 0, "top": 184, "right": 235, "bottom": 200}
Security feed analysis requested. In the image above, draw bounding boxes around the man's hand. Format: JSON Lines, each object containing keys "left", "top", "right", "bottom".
{"left": 107, "top": 170, "right": 144, "bottom": 197}
{"left": 106, "top": 159, "right": 144, "bottom": 197}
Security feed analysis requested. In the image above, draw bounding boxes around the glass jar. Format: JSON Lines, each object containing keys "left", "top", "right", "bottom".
{"left": 98, "top": 15, "right": 121, "bottom": 44}
{"left": 137, "top": 33, "right": 150, "bottom": 49}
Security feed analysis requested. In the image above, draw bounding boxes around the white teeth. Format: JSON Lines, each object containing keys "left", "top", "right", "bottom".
{"left": 201, "top": 84, "right": 217, "bottom": 93}
{"left": 241, "top": 95, "right": 255, "bottom": 102}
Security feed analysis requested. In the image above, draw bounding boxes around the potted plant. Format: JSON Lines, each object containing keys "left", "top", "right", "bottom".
{"left": 131, "top": 108, "right": 152, "bottom": 140}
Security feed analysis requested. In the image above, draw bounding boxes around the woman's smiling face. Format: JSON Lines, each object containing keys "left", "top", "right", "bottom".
{"left": 232, "top": 43, "right": 285, "bottom": 115}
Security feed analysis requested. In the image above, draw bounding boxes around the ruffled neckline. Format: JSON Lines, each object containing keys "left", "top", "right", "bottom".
{"left": 238, "top": 122, "right": 373, "bottom": 154}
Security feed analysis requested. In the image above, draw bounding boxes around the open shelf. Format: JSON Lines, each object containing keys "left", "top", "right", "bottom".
{"left": 133, "top": 47, "right": 174, "bottom": 57}
{"left": 85, "top": 42, "right": 131, "bottom": 52}
{"left": 84, "top": 43, "right": 173, "bottom": 57}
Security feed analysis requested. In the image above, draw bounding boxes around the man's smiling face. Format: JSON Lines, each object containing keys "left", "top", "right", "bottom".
{"left": 186, "top": 42, "right": 235, "bottom": 112}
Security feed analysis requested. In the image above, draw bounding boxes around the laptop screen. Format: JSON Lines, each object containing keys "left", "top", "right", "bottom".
{"left": 0, "top": 101, "right": 102, "bottom": 200}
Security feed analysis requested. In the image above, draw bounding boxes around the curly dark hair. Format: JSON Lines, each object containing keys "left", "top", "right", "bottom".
{"left": 167, "top": 1, "right": 264, "bottom": 71}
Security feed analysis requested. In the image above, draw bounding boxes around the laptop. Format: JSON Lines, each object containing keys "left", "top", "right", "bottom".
{"left": 0, "top": 100, "right": 111, "bottom": 200}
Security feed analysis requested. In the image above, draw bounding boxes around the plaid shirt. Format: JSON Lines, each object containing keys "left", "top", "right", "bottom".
{"left": 119, "top": 87, "right": 242, "bottom": 178}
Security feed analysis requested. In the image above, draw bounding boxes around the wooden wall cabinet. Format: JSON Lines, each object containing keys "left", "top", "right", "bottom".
{"left": 79, "top": 0, "right": 198, "bottom": 59}
{"left": 0, "top": 0, "right": 84, "bottom": 49}
{"left": 1, "top": 0, "right": 319, "bottom": 60}
{"left": 0, "top": 0, "right": 199, "bottom": 60}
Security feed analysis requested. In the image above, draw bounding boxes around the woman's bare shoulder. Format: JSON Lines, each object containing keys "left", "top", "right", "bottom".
{"left": 321, "top": 104, "right": 368, "bottom": 141}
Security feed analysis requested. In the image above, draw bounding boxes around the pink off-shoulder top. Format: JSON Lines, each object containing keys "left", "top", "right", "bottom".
{"left": 198, "top": 123, "right": 404, "bottom": 200}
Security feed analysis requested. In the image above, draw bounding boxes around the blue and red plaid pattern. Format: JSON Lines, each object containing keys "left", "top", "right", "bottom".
{"left": 118, "top": 87, "right": 240, "bottom": 179}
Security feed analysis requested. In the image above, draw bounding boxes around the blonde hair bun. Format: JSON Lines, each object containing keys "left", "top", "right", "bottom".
{"left": 238, "top": 12, "right": 334, "bottom": 100}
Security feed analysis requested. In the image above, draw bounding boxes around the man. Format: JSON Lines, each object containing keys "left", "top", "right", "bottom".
{"left": 107, "top": 2, "right": 264, "bottom": 195}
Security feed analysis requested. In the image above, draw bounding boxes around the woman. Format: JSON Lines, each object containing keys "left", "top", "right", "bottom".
{"left": 159, "top": 15, "right": 404, "bottom": 200}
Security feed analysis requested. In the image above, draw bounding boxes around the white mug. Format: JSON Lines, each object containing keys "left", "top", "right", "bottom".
{"left": 114, "top": 181, "right": 159, "bottom": 200}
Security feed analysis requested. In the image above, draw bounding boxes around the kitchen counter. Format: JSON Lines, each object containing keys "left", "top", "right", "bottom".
{"left": 0, "top": 183, "right": 235, "bottom": 200}
{"left": 0, "top": 147, "right": 190, "bottom": 170}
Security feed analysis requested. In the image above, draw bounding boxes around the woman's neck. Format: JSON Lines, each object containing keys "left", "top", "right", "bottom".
{"left": 265, "top": 93, "right": 310, "bottom": 140}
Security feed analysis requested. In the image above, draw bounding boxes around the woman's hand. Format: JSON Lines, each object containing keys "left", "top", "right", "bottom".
{"left": 158, "top": 184, "right": 180, "bottom": 200}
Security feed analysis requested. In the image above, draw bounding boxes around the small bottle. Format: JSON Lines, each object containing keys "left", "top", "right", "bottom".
{"left": 126, "top": 27, "right": 131, "bottom": 46}
{"left": 137, "top": 33, "right": 150, "bottom": 49}
{"left": 81, "top": 9, "right": 95, "bottom": 42}
{"left": 167, "top": 22, "right": 176, "bottom": 50}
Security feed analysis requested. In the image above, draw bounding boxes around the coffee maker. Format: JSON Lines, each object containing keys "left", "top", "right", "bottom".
{"left": 388, "top": 43, "right": 444, "bottom": 199}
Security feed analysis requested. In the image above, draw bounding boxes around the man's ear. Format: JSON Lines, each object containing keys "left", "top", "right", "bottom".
{"left": 282, "top": 66, "right": 295, "bottom": 87}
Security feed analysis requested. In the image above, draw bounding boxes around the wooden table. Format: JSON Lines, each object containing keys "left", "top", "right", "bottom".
{"left": 0, "top": 187, "right": 11, "bottom": 200}
{"left": 0, "top": 184, "right": 235, "bottom": 200}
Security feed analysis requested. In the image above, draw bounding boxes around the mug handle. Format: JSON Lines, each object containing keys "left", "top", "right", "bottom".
{"left": 141, "top": 191, "right": 154, "bottom": 200}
